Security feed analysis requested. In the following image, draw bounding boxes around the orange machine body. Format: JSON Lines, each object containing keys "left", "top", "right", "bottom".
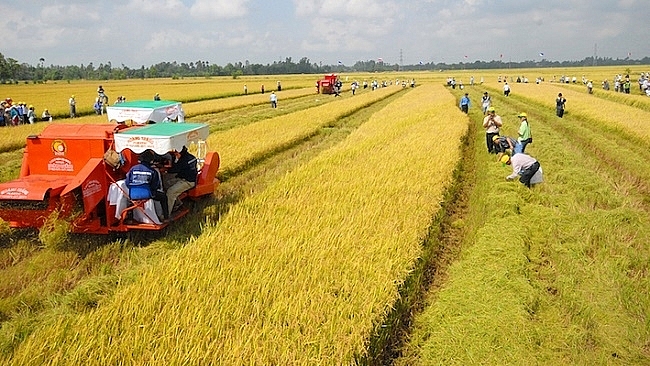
{"left": 0, "top": 123, "right": 219, "bottom": 234}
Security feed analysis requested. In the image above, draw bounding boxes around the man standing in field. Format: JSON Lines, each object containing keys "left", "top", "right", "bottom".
{"left": 459, "top": 93, "right": 470, "bottom": 113}
{"left": 69, "top": 95, "right": 76, "bottom": 118}
{"left": 503, "top": 82, "right": 511, "bottom": 96}
{"left": 482, "top": 106, "right": 502, "bottom": 154}
{"left": 556, "top": 93, "right": 566, "bottom": 117}
{"left": 481, "top": 91, "right": 491, "bottom": 114}
{"left": 270, "top": 91, "right": 277, "bottom": 108}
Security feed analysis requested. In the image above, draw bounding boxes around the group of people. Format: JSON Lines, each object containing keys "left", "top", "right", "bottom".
{"left": 0, "top": 98, "right": 52, "bottom": 126}
{"left": 124, "top": 146, "right": 198, "bottom": 222}
{"left": 481, "top": 103, "right": 542, "bottom": 188}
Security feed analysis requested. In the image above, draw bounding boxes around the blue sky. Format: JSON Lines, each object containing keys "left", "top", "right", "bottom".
{"left": 2, "top": 0, "right": 648, "bottom": 67}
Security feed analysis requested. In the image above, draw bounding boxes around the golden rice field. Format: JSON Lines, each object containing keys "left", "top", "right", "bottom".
{"left": 210, "top": 85, "right": 402, "bottom": 173}
{"left": 0, "top": 86, "right": 316, "bottom": 153}
{"left": 3, "top": 84, "right": 469, "bottom": 364}
{"left": 486, "top": 82, "right": 650, "bottom": 140}
{"left": 0, "top": 74, "right": 317, "bottom": 118}
{"left": 0, "top": 66, "right": 649, "bottom": 365}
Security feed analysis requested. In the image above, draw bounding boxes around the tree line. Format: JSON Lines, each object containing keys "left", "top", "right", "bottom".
{"left": 0, "top": 52, "right": 648, "bottom": 83}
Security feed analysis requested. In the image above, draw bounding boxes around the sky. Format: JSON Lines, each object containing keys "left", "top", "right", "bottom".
{"left": 2, "top": 0, "right": 648, "bottom": 68}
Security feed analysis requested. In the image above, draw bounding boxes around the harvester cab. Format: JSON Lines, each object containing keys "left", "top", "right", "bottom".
{"left": 0, "top": 101, "right": 219, "bottom": 235}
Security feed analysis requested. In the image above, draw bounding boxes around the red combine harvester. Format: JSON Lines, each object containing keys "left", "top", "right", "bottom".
{"left": 316, "top": 73, "right": 339, "bottom": 94}
{"left": 0, "top": 101, "right": 219, "bottom": 234}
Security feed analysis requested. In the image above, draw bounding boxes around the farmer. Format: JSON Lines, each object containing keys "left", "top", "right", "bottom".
{"left": 93, "top": 98, "right": 103, "bottom": 115}
{"left": 126, "top": 150, "right": 169, "bottom": 221}
{"left": 69, "top": 95, "right": 76, "bottom": 118}
{"left": 502, "top": 153, "right": 543, "bottom": 188}
{"left": 493, "top": 135, "right": 522, "bottom": 157}
{"left": 517, "top": 112, "right": 532, "bottom": 153}
{"left": 556, "top": 93, "right": 566, "bottom": 118}
{"left": 482, "top": 106, "right": 503, "bottom": 154}
{"left": 481, "top": 91, "right": 491, "bottom": 114}
{"left": 459, "top": 93, "right": 470, "bottom": 113}
{"left": 270, "top": 91, "right": 277, "bottom": 108}
{"left": 41, "top": 108, "right": 52, "bottom": 122}
{"left": 27, "top": 105, "right": 35, "bottom": 124}
{"left": 165, "top": 145, "right": 198, "bottom": 217}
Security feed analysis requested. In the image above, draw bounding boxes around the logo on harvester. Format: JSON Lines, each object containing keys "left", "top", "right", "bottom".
{"left": 0, "top": 187, "right": 28, "bottom": 198}
{"left": 51, "top": 139, "right": 67, "bottom": 156}
{"left": 187, "top": 130, "right": 199, "bottom": 141}
{"left": 82, "top": 180, "right": 102, "bottom": 198}
{"left": 47, "top": 157, "right": 74, "bottom": 172}
{"left": 126, "top": 136, "right": 154, "bottom": 149}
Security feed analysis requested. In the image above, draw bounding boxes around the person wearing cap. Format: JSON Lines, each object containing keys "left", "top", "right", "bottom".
{"left": 482, "top": 106, "right": 503, "bottom": 154}
{"left": 41, "top": 108, "right": 52, "bottom": 122}
{"left": 164, "top": 145, "right": 198, "bottom": 217}
{"left": 503, "top": 81, "right": 511, "bottom": 97}
{"left": 69, "top": 95, "right": 76, "bottom": 118}
{"left": 19, "top": 102, "right": 27, "bottom": 124}
{"left": 270, "top": 91, "right": 278, "bottom": 108}
{"left": 27, "top": 105, "right": 35, "bottom": 124}
{"left": 556, "top": 93, "right": 567, "bottom": 118}
{"left": 459, "top": 93, "right": 470, "bottom": 113}
{"left": 517, "top": 112, "right": 532, "bottom": 153}
{"left": 481, "top": 91, "right": 491, "bottom": 114}
{"left": 9, "top": 103, "right": 20, "bottom": 126}
{"left": 493, "top": 135, "right": 522, "bottom": 158}
{"left": 502, "top": 153, "right": 543, "bottom": 188}
{"left": 154, "top": 93, "right": 161, "bottom": 101}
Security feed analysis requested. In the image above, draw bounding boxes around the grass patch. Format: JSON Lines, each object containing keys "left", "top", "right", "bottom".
{"left": 397, "top": 87, "right": 650, "bottom": 365}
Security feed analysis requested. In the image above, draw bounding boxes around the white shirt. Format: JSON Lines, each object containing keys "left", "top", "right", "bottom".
{"left": 507, "top": 153, "right": 538, "bottom": 180}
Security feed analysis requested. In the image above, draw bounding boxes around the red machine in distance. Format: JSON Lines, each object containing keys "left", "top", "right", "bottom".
{"left": 316, "top": 73, "right": 339, "bottom": 94}
{"left": 0, "top": 121, "right": 220, "bottom": 234}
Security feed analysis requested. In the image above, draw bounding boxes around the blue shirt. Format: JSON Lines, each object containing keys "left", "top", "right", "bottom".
{"left": 126, "top": 162, "right": 160, "bottom": 200}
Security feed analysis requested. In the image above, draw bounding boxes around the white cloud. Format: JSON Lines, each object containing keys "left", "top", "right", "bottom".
{"left": 294, "top": 0, "right": 398, "bottom": 18}
{"left": 125, "top": 0, "right": 186, "bottom": 15}
{"left": 40, "top": 4, "right": 101, "bottom": 26}
{"left": 190, "top": 0, "right": 250, "bottom": 20}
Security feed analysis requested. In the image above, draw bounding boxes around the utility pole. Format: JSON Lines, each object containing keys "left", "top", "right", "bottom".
{"left": 593, "top": 43, "right": 597, "bottom": 66}
{"left": 397, "top": 48, "right": 404, "bottom": 71}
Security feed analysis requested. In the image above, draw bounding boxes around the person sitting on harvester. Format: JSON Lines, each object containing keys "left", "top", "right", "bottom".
{"left": 165, "top": 145, "right": 198, "bottom": 217}
{"left": 125, "top": 150, "right": 169, "bottom": 220}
